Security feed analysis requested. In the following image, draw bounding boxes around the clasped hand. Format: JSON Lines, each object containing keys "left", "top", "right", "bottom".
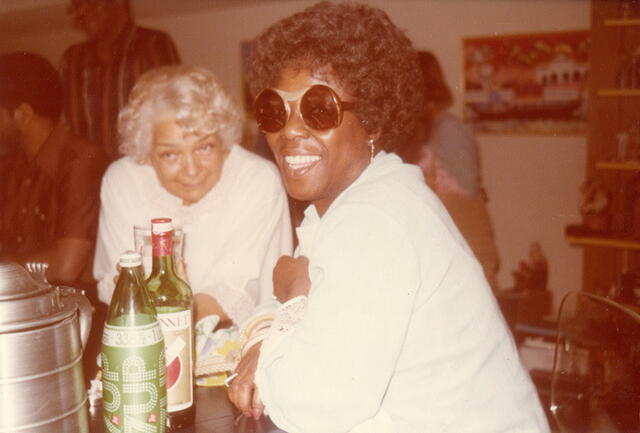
{"left": 273, "top": 255, "right": 311, "bottom": 303}
{"left": 227, "top": 255, "right": 311, "bottom": 419}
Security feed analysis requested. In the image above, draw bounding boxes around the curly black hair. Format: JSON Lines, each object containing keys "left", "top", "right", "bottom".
{"left": 0, "top": 51, "right": 63, "bottom": 120}
{"left": 248, "top": 1, "right": 424, "bottom": 151}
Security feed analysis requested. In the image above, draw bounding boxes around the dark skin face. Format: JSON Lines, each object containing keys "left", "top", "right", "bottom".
{"left": 264, "top": 67, "right": 373, "bottom": 217}
{"left": 227, "top": 66, "right": 375, "bottom": 419}
{"left": 68, "top": 0, "right": 126, "bottom": 41}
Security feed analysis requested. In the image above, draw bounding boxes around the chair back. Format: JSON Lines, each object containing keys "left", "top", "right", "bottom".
{"left": 550, "top": 291, "right": 640, "bottom": 433}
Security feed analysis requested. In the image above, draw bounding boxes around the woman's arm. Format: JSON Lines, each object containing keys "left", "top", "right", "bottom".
{"left": 254, "top": 204, "right": 420, "bottom": 433}
{"left": 229, "top": 256, "right": 311, "bottom": 419}
{"left": 228, "top": 255, "right": 310, "bottom": 418}
{"left": 193, "top": 292, "right": 230, "bottom": 324}
{"left": 93, "top": 164, "right": 138, "bottom": 303}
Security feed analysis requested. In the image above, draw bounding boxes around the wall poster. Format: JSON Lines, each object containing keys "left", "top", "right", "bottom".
{"left": 463, "top": 30, "right": 590, "bottom": 135}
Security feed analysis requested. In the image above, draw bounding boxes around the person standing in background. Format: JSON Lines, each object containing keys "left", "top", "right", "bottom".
{"left": 61, "top": 0, "right": 180, "bottom": 160}
{"left": 399, "top": 50, "right": 501, "bottom": 289}
{"left": 0, "top": 51, "right": 107, "bottom": 286}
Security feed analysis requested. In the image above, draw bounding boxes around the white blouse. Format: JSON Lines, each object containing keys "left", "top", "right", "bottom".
{"left": 255, "top": 151, "right": 549, "bottom": 433}
{"left": 93, "top": 145, "right": 293, "bottom": 325}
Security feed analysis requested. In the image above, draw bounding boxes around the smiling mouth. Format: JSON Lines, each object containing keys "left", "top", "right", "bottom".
{"left": 283, "top": 154, "right": 321, "bottom": 175}
{"left": 181, "top": 181, "right": 204, "bottom": 189}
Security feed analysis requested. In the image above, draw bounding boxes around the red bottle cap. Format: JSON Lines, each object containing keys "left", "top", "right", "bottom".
{"left": 151, "top": 218, "right": 173, "bottom": 255}
{"left": 151, "top": 217, "right": 173, "bottom": 234}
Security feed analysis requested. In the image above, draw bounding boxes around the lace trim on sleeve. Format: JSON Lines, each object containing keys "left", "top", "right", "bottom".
{"left": 268, "top": 296, "right": 308, "bottom": 337}
{"left": 216, "top": 296, "right": 307, "bottom": 370}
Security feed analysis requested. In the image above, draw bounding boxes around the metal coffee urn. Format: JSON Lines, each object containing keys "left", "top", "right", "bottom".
{"left": 0, "top": 262, "right": 93, "bottom": 433}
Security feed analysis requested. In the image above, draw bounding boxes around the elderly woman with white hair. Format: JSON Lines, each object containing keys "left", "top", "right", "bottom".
{"left": 93, "top": 65, "right": 292, "bottom": 326}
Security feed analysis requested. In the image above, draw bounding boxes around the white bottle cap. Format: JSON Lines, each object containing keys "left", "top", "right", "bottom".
{"left": 151, "top": 217, "right": 173, "bottom": 234}
{"left": 119, "top": 251, "right": 142, "bottom": 267}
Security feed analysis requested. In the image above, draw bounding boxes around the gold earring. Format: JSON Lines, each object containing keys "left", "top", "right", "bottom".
{"left": 368, "top": 137, "right": 375, "bottom": 163}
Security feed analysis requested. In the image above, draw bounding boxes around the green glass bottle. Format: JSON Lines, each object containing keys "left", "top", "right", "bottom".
{"left": 146, "top": 218, "right": 195, "bottom": 431}
{"left": 101, "top": 251, "right": 167, "bottom": 433}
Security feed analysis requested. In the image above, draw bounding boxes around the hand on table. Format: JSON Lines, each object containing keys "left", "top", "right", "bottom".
{"left": 273, "top": 255, "right": 311, "bottom": 303}
{"left": 228, "top": 255, "right": 310, "bottom": 419}
{"left": 227, "top": 342, "right": 264, "bottom": 420}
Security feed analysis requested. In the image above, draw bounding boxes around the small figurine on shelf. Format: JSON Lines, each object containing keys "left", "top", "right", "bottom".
{"left": 616, "top": 45, "right": 640, "bottom": 89}
{"left": 512, "top": 242, "right": 548, "bottom": 291}
{"left": 580, "top": 178, "right": 610, "bottom": 212}
{"left": 564, "top": 178, "right": 613, "bottom": 237}
{"left": 616, "top": 131, "right": 630, "bottom": 162}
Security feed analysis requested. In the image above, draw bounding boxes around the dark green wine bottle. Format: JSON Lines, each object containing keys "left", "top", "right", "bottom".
{"left": 101, "top": 251, "right": 166, "bottom": 433}
{"left": 145, "top": 218, "right": 195, "bottom": 431}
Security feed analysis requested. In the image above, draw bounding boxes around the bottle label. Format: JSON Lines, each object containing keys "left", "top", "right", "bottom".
{"left": 101, "top": 321, "right": 166, "bottom": 433}
{"left": 152, "top": 231, "right": 173, "bottom": 257}
{"left": 157, "top": 309, "right": 193, "bottom": 412}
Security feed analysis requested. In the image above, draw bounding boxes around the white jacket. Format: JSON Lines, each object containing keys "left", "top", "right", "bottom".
{"left": 256, "top": 151, "right": 549, "bottom": 433}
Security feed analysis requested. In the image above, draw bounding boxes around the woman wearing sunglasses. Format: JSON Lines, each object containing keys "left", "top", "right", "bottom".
{"left": 94, "top": 65, "right": 292, "bottom": 326}
{"left": 228, "top": 3, "right": 549, "bottom": 433}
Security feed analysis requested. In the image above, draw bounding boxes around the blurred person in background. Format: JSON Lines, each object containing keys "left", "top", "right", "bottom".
{"left": 0, "top": 51, "right": 106, "bottom": 286}
{"left": 398, "top": 50, "right": 500, "bottom": 289}
{"left": 61, "top": 0, "right": 180, "bottom": 160}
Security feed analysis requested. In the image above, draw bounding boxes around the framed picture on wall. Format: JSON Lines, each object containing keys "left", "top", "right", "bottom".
{"left": 462, "top": 30, "right": 590, "bottom": 135}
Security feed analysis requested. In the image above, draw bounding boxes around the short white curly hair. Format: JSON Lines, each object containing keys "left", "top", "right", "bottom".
{"left": 118, "top": 65, "right": 243, "bottom": 162}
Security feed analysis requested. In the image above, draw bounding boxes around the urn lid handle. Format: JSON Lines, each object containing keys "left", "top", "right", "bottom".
{"left": 0, "top": 261, "right": 50, "bottom": 301}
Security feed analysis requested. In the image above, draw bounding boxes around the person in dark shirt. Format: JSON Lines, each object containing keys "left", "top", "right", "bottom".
{"left": 61, "top": 0, "right": 180, "bottom": 160}
{"left": 0, "top": 51, "right": 107, "bottom": 286}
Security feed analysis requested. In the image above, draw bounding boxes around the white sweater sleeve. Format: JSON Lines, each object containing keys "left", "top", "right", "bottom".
{"left": 93, "top": 164, "right": 138, "bottom": 304}
{"left": 255, "top": 204, "right": 420, "bottom": 433}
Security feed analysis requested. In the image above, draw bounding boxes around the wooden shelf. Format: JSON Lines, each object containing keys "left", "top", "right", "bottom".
{"left": 604, "top": 18, "right": 640, "bottom": 27}
{"left": 597, "top": 88, "right": 640, "bottom": 96}
{"left": 583, "top": 1, "right": 640, "bottom": 288}
{"left": 566, "top": 235, "right": 640, "bottom": 251}
{"left": 596, "top": 161, "right": 640, "bottom": 171}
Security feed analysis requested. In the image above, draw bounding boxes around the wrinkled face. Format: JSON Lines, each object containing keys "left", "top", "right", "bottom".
{"left": 149, "top": 117, "right": 228, "bottom": 206}
{"left": 264, "top": 67, "right": 371, "bottom": 216}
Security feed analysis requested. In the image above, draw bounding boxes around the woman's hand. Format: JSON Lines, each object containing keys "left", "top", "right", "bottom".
{"left": 113, "top": 263, "right": 121, "bottom": 285}
{"left": 193, "top": 293, "right": 231, "bottom": 326}
{"left": 227, "top": 343, "right": 264, "bottom": 420}
{"left": 273, "top": 255, "right": 311, "bottom": 302}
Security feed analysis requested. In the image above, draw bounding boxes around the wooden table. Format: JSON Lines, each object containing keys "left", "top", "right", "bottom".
{"left": 89, "top": 386, "right": 286, "bottom": 433}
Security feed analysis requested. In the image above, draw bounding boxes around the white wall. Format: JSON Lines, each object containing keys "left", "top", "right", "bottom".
{"left": 1, "top": 0, "right": 589, "bottom": 311}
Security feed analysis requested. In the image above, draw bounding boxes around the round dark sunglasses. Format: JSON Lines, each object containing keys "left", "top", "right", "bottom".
{"left": 254, "top": 84, "right": 354, "bottom": 134}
